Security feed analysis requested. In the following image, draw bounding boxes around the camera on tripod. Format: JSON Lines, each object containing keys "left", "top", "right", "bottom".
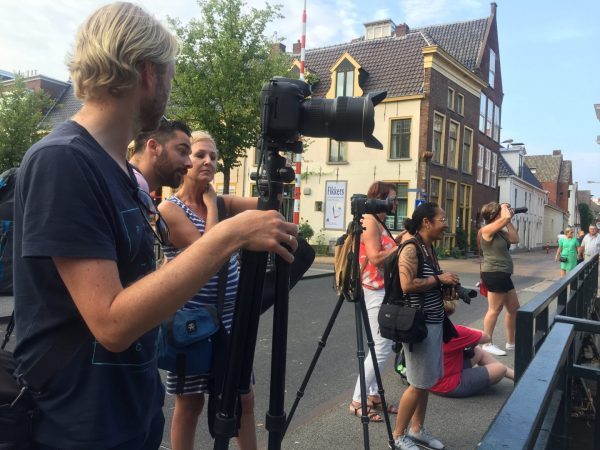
{"left": 258, "top": 77, "right": 387, "bottom": 152}
{"left": 350, "top": 194, "right": 395, "bottom": 217}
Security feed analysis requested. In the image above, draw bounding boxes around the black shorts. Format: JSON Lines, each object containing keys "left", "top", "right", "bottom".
{"left": 481, "top": 271, "right": 514, "bottom": 293}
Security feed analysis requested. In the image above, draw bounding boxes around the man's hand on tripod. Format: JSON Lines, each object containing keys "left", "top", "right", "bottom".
{"left": 233, "top": 210, "right": 299, "bottom": 262}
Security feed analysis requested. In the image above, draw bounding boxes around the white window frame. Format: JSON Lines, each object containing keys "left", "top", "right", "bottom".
{"left": 484, "top": 148, "right": 491, "bottom": 186}
{"left": 493, "top": 104, "right": 501, "bottom": 142}
{"left": 448, "top": 121, "right": 459, "bottom": 169}
{"left": 479, "top": 94, "right": 487, "bottom": 132}
{"left": 491, "top": 152, "right": 498, "bottom": 188}
{"left": 457, "top": 93, "right": 464, "bottom": 115}
{"left": 462, "top": 127, "right": 473, "bottom": 173}
{"left": 489, "top": 48, "right": 496, "bottom": 89}
{"left": 486, "top": 99, "right": 493, "bottom": 138}
{"left": 477, "top": 145, "right": 484, "bottom": 183}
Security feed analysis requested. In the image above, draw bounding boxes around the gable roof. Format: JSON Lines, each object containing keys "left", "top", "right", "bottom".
{"left": 304, "top": 16, "right": 490, "bottom": 98}
{"left": 523, "top": 155, "right": 562, "bottom": 183}
{"left": 497, "top": 154, "right": 515, "bottom": 177}
{"left": 415, "top": 18, "right": 488, "bottom": 71}
{"left": 522, "top": 164, "right": 543, "bottom": 189}
{"left": 40, "top": 83, "right": 82, "bottom": 131}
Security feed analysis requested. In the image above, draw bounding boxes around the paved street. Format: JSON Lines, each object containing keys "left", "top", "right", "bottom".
{"left": 157, "top": 249, "right": 560, "bottom": 449}
{"left": 0, "top": 249, "right": 561, "bottom": 449}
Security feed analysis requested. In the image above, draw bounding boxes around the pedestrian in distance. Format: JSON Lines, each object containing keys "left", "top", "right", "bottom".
{"left": 11, "top": 3, "right": 298, "bottom": 448}
{"left": 158, "top": 131, "right": 259, "bottom": 450}
{"left": 478, "top": 202, "right": 520, "bottom": 357}
{"left": 576, "top": 229, "right": 586, "bottom": 264}
{"left": 555, "top": 228, "right": 579, "bottom": 277}
{"left": 392, "top": 202, "right": 460, "bottom": 450}
{"left": 349, "top": 181, "right": 402, "bottom": 422}
{"left": 429, "top": 299, "right": 514, "bottom": 398}
{"left": 579, "top": 225, "right": 600, "bottom": 261}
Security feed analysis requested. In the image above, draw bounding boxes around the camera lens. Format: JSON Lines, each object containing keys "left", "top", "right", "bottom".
{"left": 299, "top": 92, "right": 386, "bottom": 149}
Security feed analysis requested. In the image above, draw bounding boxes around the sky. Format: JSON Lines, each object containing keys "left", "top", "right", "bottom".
{"left": 1, "top": 0, "right": 599, "bottom": 195}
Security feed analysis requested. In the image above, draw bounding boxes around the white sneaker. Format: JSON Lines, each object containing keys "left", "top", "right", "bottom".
{"left": 482, "top": 343, "right": 507, "bottom": 356}
{"left": 394, "top": 435, "right": 419, "bottom": 450}
{"left": 407, "top": 427, "right": 445, "bottom": 449}
{"left": 505, "top": 342, "right": 515, "bottom": 351}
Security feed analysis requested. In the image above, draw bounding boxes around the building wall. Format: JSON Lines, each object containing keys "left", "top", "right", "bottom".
{"left": 543, "top": 206, "right": 566, "bottom": 246}
{"left": 498, "top": 176, "right": 546, "bottom": 249}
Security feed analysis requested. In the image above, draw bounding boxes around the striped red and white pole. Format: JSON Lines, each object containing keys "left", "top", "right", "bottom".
{"left": 293, "top": 0, "right": 307, "bottom": 225}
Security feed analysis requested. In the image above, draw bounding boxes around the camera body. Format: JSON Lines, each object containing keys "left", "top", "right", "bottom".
{"left": 259, "top": 77, "right": 387, "bottom": 151}
{"left": 350, "top": 194, "right": 395, "bottom": 216}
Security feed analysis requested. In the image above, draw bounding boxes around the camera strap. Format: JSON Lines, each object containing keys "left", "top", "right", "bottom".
{"left": 372, "top": 214, "right": 396, "bottom": 244}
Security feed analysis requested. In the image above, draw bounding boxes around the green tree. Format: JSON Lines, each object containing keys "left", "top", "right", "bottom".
{"left": 579, "top": 203, "right": 595, "bottom": 230}
{"left": 0, "top": 76, "right": 52, "bottom": 172}
{"left": 168, "top": 0, "right": 292, "bottom": 193}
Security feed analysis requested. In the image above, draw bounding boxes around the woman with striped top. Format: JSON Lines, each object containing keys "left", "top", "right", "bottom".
{"left": 392, "top": 203, "right": 460, "bottom": 450}
{"left": 158, "top": 131, "right": 259, "bottom": 450}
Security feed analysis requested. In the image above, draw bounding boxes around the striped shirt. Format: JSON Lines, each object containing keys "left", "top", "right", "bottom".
{"left": 161, "top": 196, "right": 239, "bottom": 394}
{"left": 404, "top": 241, "right": 445, "bottom": 324}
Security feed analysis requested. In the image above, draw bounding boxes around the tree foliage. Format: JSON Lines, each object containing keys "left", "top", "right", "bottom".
{"left": 579, "top": 203, "right": 596, "bottom": 230}
{"left": 168, "top": 0, "right": 292, "bottom": 193}
{"left": 0, "top": 76, "right": 52, "bottom": 172}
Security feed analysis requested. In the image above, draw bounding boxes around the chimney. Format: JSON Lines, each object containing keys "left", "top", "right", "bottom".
{"left": 292, "top": 39, "right": 301, "bottom": 55}
{"left": 395, "top": 23, "right": 409, "bottom": 37}
{"left": 271, "top": 43, "right": 286, "bottom": 54}
{"left": 552, "top": 150, "right": 562, "bottom": 156}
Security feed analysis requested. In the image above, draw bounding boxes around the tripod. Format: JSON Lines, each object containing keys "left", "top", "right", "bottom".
{"left": 284, "top": 213, "right": 397, "bottom": 450}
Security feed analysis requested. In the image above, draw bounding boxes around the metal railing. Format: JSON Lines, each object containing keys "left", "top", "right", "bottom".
{"left": 478, "top": 316, "right": 600, "bottom": 450}
{"left": 514, "top": 255, "right": 598, "bottom": 379}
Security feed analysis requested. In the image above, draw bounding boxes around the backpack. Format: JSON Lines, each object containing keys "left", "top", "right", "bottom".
{"left": 382, "top": 237, "right": 426, "bottom": 306}
{"left": 333, "top": 222, "right": 357, "bottom": 294}
{"left": 0, "top": 168, "right": 18, "bottom": 296}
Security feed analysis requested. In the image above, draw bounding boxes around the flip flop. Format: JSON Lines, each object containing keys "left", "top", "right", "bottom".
{"left": 349, "top": 401, "right": 383, "bottom": 422}
{"left": 370, "top": 398, "right": 399, "bottom": 414}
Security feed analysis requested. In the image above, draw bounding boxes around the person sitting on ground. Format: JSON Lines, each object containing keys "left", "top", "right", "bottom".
{"left": 429, "top": 300, "right": 514, "bottom": 398}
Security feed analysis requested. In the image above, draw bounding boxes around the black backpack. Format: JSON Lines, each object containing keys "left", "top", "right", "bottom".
{"left": 382, "top": 237, "right": 426, "bottom": 306}
{"left": 0, "top": 168, "right": 17, "bottom": 296}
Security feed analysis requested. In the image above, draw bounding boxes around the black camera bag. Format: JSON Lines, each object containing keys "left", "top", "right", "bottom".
{"left": 378, "top": 238, "right": 428, "bottom": 346}
{"left": 1, "top": 312, "right": 87, "bottom": 449}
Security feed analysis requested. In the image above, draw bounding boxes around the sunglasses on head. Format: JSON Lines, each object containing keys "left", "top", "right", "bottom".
{"left": 134, "top": 187, "right": 169, "bottom": 246}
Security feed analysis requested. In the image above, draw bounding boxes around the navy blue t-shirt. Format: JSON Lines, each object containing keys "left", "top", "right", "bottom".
{"left": 13, "top": 121, "right": 164, "bottom": 448}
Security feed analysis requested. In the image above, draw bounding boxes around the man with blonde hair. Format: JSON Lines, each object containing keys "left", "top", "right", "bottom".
{"left": 12, "top": 3, "right": 297, "bottom": 448}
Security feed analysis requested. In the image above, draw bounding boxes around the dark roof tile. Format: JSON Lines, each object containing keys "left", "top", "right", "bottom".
{"left": 41, "top": 84, "right": 82, "bottom": 130}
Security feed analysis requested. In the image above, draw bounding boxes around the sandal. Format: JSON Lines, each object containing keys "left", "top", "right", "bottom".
{"left": 349, "top": 401, "right": 383, "bottom": 422}
{"left": 369, "top": 397, "right": 399, "bottom": 414}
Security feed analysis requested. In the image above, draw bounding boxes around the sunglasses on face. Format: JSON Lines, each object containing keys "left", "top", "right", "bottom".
{"left": 135, "top": 187, "right": 169, "bottom": 246}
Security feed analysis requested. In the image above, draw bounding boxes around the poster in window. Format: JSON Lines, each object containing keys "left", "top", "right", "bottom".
{"left": 324, "top": 181, "right": 346, "bottom": 230}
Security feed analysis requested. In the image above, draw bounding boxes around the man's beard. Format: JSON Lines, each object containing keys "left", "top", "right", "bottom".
{"left": 139, "top": 77, "right": 169, "bottom": 132}
{"left": 155, "top": 153, "right": 183, "bottom": 188}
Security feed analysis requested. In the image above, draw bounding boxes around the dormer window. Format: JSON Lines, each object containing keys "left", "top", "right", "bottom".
{"left": 335, "top": 59, "right": 355, "bottom": 97}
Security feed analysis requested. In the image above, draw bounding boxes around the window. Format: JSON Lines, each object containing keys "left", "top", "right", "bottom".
{"left": 491, "top": 152, "right": 498, "bottom": 188}
{"left": 336, "top": 70, "right": 353, "bottom": 97}
{"left": 493, "top": 104, "right": 501, "bottom": 142}
{"left": 429, "top": 177, "right": 441, "bottom": 205}
{"left": 448, "top": 121, "right": 459, "bottom": 169}
{"left": 446, "top": 181, "right": 457, "bottom": 233}
{"left": 458, "top": 184, "right": 472, "bottom": 233}
{"left": 432, "top": 113, "right": 444, "bottom": 164}
{"left": 328, "top": 139, "right": 347, "bottom": 162}
{"left": 386, "top": 183, "right": 409, "bottom": 230}
{"left": 477, "top": 145, "right": 485, "bottom": 183}
{"left": 457, "top": 94, "right": 464, "bottom": 115}
{"left": 390, "top": 118, "right": 411, "bottom": 159}
{"left": 447, "top": 88, "right": 455, "bottom": 110}
{"left": 462, "top": 127, "right": 473, "bottom": 173}
{"left": 479, "top": 94, "right": 487, "bottom": 132}
{"left": 486, "top": 99, "right": 493, "bottom": 137}
{"left": 484, "top": 148, "right": 491, "bottom": 186}
{"left": 489, "top": 49, "right": 496, "bottom": 89}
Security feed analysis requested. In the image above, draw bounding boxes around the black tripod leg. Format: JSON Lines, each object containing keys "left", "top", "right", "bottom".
{"left": 267, "top": 255, "right": 291, "bottom": 450}
{"left": 359, "top": 295, "right": 396, "bottom": 450}
{"left": 354, "top": 289, "right": 371, "bottom": 450}
{"left": 284, "top": 291, "right": 346, "bottom": 435}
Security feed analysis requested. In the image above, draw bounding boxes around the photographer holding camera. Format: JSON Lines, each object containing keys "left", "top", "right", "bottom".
{"left": 478, "top": 202, "right": 520, "bottom": 357}
{"left": 392, "top": 203, "right": 459, "bottom": 450}
{"left": 348, "top": 181, "right": 405, "bottom": 421}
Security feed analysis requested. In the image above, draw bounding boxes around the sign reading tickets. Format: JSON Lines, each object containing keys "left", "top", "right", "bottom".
{"left": 324, "top": 181, "right": 346, "bottom": 230}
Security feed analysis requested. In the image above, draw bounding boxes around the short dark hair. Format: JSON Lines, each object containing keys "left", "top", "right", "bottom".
{"left": 366, "top": 181, "right": 395, "bottom": 200}
{"left": 133, "top": 119, "right": 192, "bottom": 155}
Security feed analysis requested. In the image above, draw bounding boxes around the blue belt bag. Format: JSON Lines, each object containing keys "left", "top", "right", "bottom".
{"left": 157, "top": 306, "right": 220, "bottom": 376}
